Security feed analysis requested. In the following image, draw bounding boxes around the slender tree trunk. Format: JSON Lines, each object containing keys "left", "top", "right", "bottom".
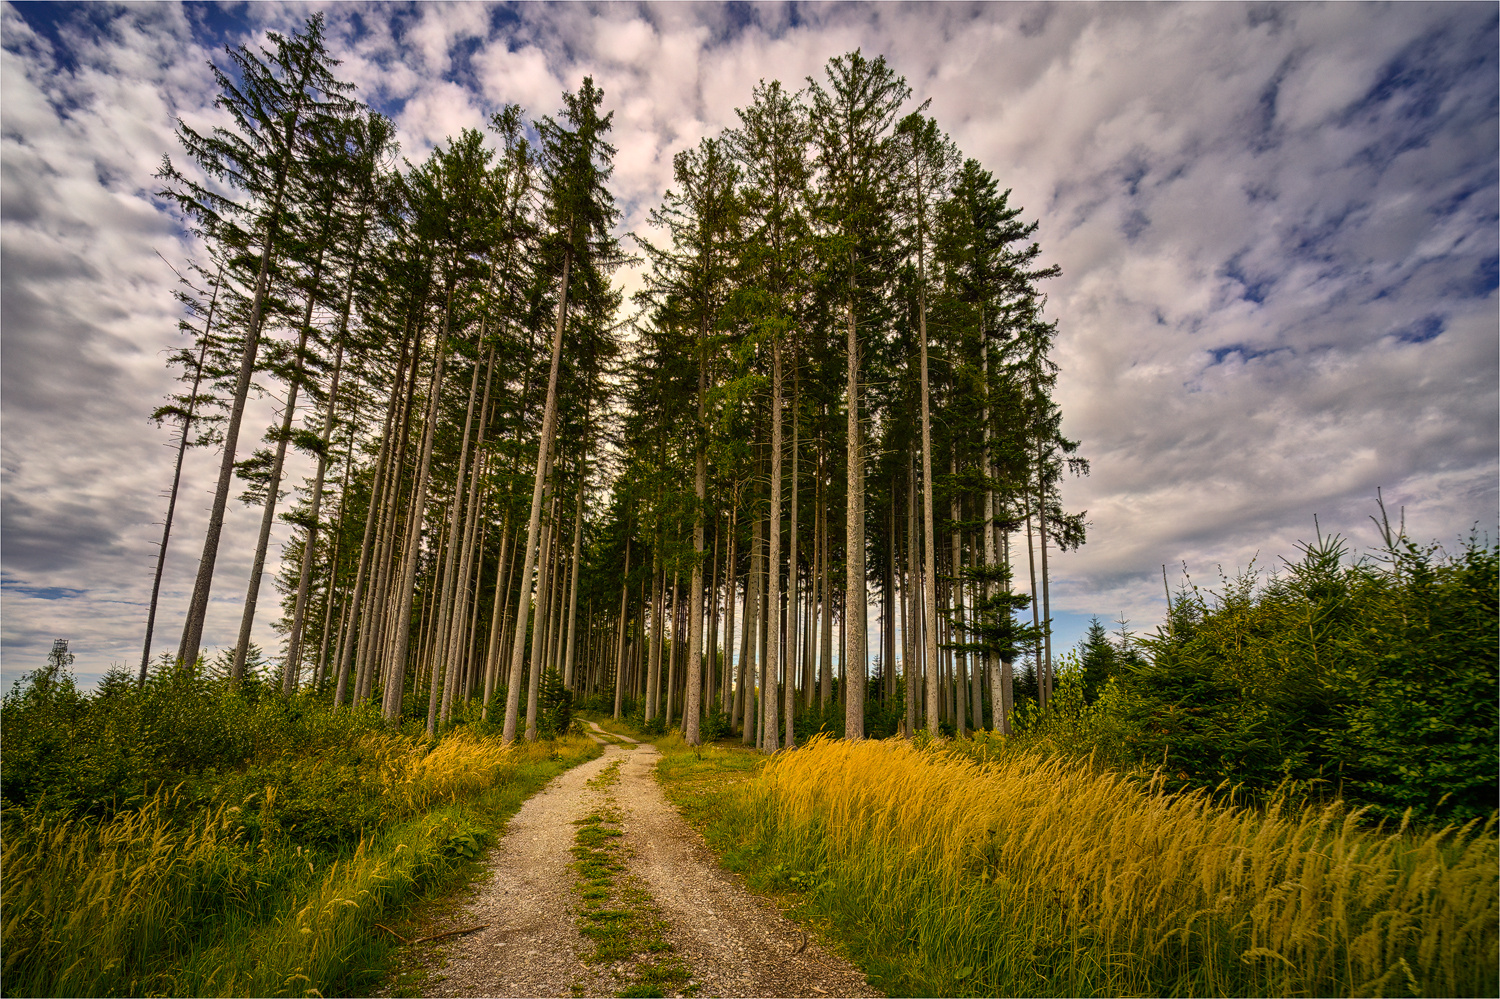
{"left": 810, "top": 474, "right": 822, "bottom": 708}
{"left": 741, "top": 513, "right": 762, "bottom": 744}
{"left": 429, "top": 347, "right": 486, "bottom": 732}
{"left": 764, "top": 343, "right": 783, "bottom": 753}
{"left": 525, "top": 488, "right": 558, "bottom": 739}
{"left": 844, "top": 290, "right": 865, "bottom": 739}
{"left": 920, "top": 295, "right": 940, "bottom": 735}
{"left": 338, "top": 338, "right": 409, "bottom": 706}
{"left": 885, "top": 480, "right": 896, "bottom": 705}
{"left": 905, "top": 456, "right": 918, "bottom": 734}
{"left": 1038, "top": 445, "right": 1054, "bottom": 705}
{"left": 449, "top": 371, "right": 498, "bottom": 710}
{"left": 757, "top": 511, "right": 770, "bottom": 750}
{"left": 684, "top": 345, "right": 708, "bottom": 742}
{"left": 951, "top": 476, "right": 965, "bottom": 737}
{"left": 706, "top": 511, "right": 721, "bottom": 716}
{"left": 722, "top": 493, "right": 738, "bottom": 717}
{"left": 563, "top": 473, "right": 585, "bottom": 689}
{"left": 240, "top": 269, "right": 319, "bottom": 686}
{"left": 819, "top": 461, "right": 833, "bottom": 709}
{"left": 382, "top": 289, "right": 452, "bottom": 723}
{"left": 286, "top": 229, "right": 367, "bottom": 679}
{"left": 504, "top": 241, "right": 572, "bottom": 743}
{"left": 666, "top": 571, "right": 680, "bottom": 727}
{"left": 784, "top": 364, "right": 798, "bottom": 748}
{"left": 981, "top": 319, "right": 1001, "bottom": 731}
{"left": 611, "top": 537, "right": 631, "bottom": 719}
{"left": 142, "top": 259, "right": 223, "bottom": 685}
{"left": 481, "top": 512, "right": 513, "bottom": 719}
{"left": 1026, "top": 501, "right": 1042, "bottom": 709}
{"left": 177, "top": 162, "right": 294, "bottom": 667}
{"left": 284, "top": 335, "right": 344, "bottom": 685}
{"left": 646, "top": 558, "right": 663, "bottom": 721}
{"left": 313, "top": 415, "right": 355, "bottom": 693}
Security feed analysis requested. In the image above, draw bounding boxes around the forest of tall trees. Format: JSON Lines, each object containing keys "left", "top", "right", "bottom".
{"left": 7, "top": 17, "right": 1494, "bottom": 999}
{"left": 149, "top": 17, "right": 1085, "bottom": 747}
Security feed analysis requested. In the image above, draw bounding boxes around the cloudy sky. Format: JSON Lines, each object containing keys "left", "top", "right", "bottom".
{"left": 3, "top": 1, "right": 1496, "bottom": 688}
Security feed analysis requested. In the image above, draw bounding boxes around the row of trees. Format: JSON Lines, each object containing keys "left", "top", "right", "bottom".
{"left": 148, "top": 17, "right": 1084, "bottom": 746}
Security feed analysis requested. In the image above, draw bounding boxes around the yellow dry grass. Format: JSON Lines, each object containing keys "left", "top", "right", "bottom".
{"left": 361, "top": 728, "right": 517, "bottom": 816}
{"left": 1, "top": 728, "right": 520, "bottom": 996}
{"left": 742, "top": 736, "right": 1497, "bottom": 997}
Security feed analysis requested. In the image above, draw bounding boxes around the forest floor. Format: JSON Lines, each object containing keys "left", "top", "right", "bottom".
{"left": 393, "top": 721, "right": 877, "bottom": 999}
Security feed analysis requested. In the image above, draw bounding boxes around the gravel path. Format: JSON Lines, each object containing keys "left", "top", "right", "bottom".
{"left": 419, "top": 723, "right": 877, "bottom": 999}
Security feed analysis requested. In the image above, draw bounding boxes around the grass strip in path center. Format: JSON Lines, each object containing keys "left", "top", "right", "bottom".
{"left": 570, "top": 757, "right": 693, "bottom": 998}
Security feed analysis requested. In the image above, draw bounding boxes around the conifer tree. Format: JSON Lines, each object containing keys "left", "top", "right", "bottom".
{"left": 808, "top": 51, "right": 909, "bottom": 739}
{"left": 504, "top": 78, "right": 622, "bottom": 743}
{"left": 161, "top": 14, "right": 359, "bottom": 667}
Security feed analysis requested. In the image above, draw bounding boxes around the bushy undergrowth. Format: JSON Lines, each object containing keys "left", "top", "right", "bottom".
{"left": 0, "top": 662, "right": 600, "bottom": 997}
{"left": 996, "top": 530, "right": 1498, "bottom": 825}
{"left": 705, "top": 736, "right": 1497, "bottom": 998}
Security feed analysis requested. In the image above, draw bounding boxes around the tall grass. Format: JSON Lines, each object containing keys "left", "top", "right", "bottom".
{"left": 727, "top": 736, "right": 1497, "bottom": 998}
{"left": 2, "top": 732, "right": 595, "bottom": 997}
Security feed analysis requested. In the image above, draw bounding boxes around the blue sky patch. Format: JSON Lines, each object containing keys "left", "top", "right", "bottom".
{"left": 1395, "top": 314, "right": 1445, "bottom": 344}
{"left": 2, "top": 579, "right": 86, "bottom": 600}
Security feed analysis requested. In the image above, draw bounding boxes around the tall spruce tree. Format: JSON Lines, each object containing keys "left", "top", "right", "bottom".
{"left": 504, "top": 78, "right": 622, "bottom": 743}
{"left": 161, "top": 14, "right": 359, "bottom": 668}
{"left": 808, "top": 51, "right": 909, "bottom": 739}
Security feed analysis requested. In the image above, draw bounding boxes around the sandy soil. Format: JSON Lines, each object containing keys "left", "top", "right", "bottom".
{"left": 417, "top": 723, "right": 877, "bottom": 999}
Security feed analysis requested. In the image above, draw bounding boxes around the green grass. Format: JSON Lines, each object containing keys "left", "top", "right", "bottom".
{"left": 569, "top": 758, "right": 693, "bottom": 998}
{"left": 3, "top": 732, "right": 601, "bottom": 998}
{"left": 657, "top": 735, "right": 1497, "bottom": 998}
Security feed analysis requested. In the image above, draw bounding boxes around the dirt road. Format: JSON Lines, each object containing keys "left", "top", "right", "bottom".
{"left": 420, "top": 723, "right": 876, "bottom": 998}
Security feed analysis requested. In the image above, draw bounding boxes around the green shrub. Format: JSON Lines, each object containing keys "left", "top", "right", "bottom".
{"left": 538, "top": 668, "right": 574, "bottom": 739}
{"left": 1072, "top": 528, "right": 1498, "bottom": 823}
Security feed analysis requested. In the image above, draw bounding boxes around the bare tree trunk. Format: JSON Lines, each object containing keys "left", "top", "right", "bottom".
{"left": 740, "top": 513, "right": 762, "bottom": 745}
{"left": 142, "top": 258, "right": 223, "bottom": 685}
{"left": 286, "top": 229, "right": 368, "bottom": 680}
{"left": 784, "top": 365, "right": 798, "bottom": 748}
{"left": 885, "top": 479, "right": 897, "bottom": 705}
{"left": 905, "top": 455, "right": 919, "bottom": 734}
{"left": 665, "top": 571, "right": 680, "bottom": 728}
{"left": 525, "top": 488, "right": 558, "bottom": 739}
{"left": 563, "top": 474, "right": 585, "bottom": 689}
{"left": 240, "top": 277, "right": 318, "bottom": 687}
{"left": 426, "top": 347, "right": 485, "bottom": 731}
{"left": 611, "top": 538, "right": 631, "bottom": 720}
{"left": 951, "top": 476, "right": 965, "bottom": 737}
{"left": 819, "top": 460, "right": 833, "bottom": 709}
{"left": 764, "top": 344, "right": 783, "bottom": 753}
{"left": 177, "top": 161, "right": 294, "bottom": 667}
{"left": 722, "top": 493, "right": 738, "bottom": 717}
{"left": 545, "top": 505, "right": 567, "bottom": 677}
{"left": 684, "top": 340, "right": 708, "bottom": 742}
{"left": 646, "top": 558, "right": 663, "bottom": 721}
{"left": 449, "top": 371, "right": 498, "bottom": 710}
{"left": 481, "top": 512, "right": 513, "bottom": 719}
{"left": 1026, "top": 500, "right": 1042, "bottom": 709}
{"left": 804, "top": 480, "right": 820, "bottom": 710}
{"left": 999, "top": 528, "right": 1014, "bottom": 735}
{"left": 345, "top": 312, "right": 419, "bottom": 705}
{"left": 706, "top": 511, "right": 721, "bottom": 716}
{"left": 382, "top": 289, "right": 452, "bottom": 723}
{"left": 757, "top": 511, "right": 770, "bottom": 751}
{"left": 920, "top": 306, "right": 940, "bottom": 735}
{"left": 504, "top": 242, "right": 572, "bottom": 743}
{"left": 312, "top": 420, "right": 354, "bottom": 694}
{"left": 844, "top": 292, "right": 866, "bottom": 740}
{"left": 1038, "top": 446, "right": 1054, "bottom": 705}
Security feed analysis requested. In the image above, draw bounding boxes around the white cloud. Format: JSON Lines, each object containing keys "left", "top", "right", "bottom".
{"left": 2, "top": 1, "right": 1493, "bottom": 685}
